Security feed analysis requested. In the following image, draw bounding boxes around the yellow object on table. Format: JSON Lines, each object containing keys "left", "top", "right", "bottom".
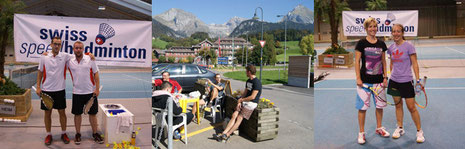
{"left": 178, "top": 96, "right": 200, "bottom": 124}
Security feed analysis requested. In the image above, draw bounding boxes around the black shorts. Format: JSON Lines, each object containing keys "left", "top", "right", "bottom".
{"left": 41, "top": 90, "right": 66, "bottom": 110}
{"left": 387, "top": 79, "right": 415, "bottom": 98}
{"left": 72, "top": 93, "right": 99, "bottom": 115}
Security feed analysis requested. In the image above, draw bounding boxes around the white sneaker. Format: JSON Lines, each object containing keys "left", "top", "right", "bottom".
{"left": 392, "top": 127, "right": 405, "bottom": 139}
{"left": 416, "top": 130, "right": 425, "bottom": 143}
{"left": 358, "top": 132, "right": 366, "bottom": 144}
{"left": 375, "top": 127, "right": 390, "bottom": 137}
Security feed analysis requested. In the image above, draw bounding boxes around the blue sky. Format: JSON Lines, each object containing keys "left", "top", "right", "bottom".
{"left": 152, "top": 0, "right": 313, "bottom": 24}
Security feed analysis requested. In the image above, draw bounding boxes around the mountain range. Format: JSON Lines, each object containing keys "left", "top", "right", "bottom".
{"left": 153, "top": 5, "right": 313, "bottom": 38}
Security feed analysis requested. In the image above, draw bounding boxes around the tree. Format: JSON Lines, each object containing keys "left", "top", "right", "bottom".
{"left": 167, "top": 56, "right": 175, "bottom": 63}
{"left": 315, "top": 0, "right": 351, "bottom": 49}
{"left": 1, "top": 0, "right": 25, "bottom": 78}
{"left": 187, "top": 56, "right": 194, "bottom": 63}
{"left": 190, "top": 32, "right": 210, "bottom": 41}
{"left": 299, "top": 34, "right": 314, "bottom": 56}
{"left": 249, "top": 33, "right": 277, "bottom": 65}
{"left": 197, "top": 48, "right": 217, "bottom": 65}
{"left": 365, "top": 0, "right": 387, "bottom": 11}
{"left": 158, "top": 55, "right": 166, "bottom": 63}
{"left": 179, "top": 58, "right": 189, "bottom": 63}
{"left": 234, "top": 47, "right": 251, "bottom": 65}
{"left": 275, "top": 40, "right": 281, "bottom": 48}
{"left": 159, "top": 34, "right": 175, "bottom": 42}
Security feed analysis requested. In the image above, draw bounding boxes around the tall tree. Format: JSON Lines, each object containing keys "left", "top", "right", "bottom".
{"left": 299, "top": 34, "right": 314, "bottom": 56}
{"left": 315, "top": 0, "right": 351, "bottom": 49}
{"left": 0, "top": 0, "right": 25, "bottom": 78}
{"left": 365, "top": 0, "right": 387, "bottom": 11}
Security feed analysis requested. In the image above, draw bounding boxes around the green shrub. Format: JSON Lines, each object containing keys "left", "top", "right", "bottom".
{"left": 323, "top": 44, "right": 349, "bottom": 54}
{"left": 0, "top": 78, "right": 26, "bottom": 95}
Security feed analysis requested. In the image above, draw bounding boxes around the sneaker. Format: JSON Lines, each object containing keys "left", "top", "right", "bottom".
{"left": 357, "top": 132, "right": 366, "bottom": 144}
{"left": 173, "top": 130, "right": 181, "bottom": 140}
{"left": 221, "top": 134, "right": 230, "bottom": 143}
{"left": 192, "top": 116, "right": 198, "bottom": 124}
{"left": 392, "top": 127, "right": 405, "bottom": 139}
{"left": 375, "top": 127, "right": 390, "bottom": 137}
{"left": 93, "top": 133, "right": 104, "bottom": 144}
{"left": 44, "top": 135, "right": 53, "bottom": 146}
{"left": 75, "top": 133, "right": 81, "bottom": 145}
{"left": 61, "top": 133, "right": 70, "bottom": 144}
{"left": 416, "top": 130, "right": 425, "bottom": 143}
{"left": 214, "top": 133, "right": 222, "bottom": 142}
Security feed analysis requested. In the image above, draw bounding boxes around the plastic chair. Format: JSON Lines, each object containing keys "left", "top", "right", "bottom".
{"left": 152, "top": 108, "right": 163, "bottom": 148}
{"left": 153, "top": 107, "right": 188, "bottom": 144}
{"left": 207, "top": 95, "right": 223, "bottom": 124}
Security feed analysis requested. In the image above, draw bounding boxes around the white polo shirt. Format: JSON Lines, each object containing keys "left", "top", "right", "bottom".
{"left": 68, "top": 55, "right": 99, "bottom": 95}
{"left": 38, "top": 52, "right": 71, "bottom": 92}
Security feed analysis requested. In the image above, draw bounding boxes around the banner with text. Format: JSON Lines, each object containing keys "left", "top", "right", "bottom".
{"left": 14, "top": 14, "right": 151, "bottom": 67}
{"left": 342, "top": 11, "right": 418, "bottom": 36}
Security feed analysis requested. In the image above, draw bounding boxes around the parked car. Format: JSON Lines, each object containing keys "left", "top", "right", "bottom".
{"left": 152, "top": 64, "right": 216, "bottom": 92}
{"left": 152, "top": 63, "right": 168, "bottom": 72}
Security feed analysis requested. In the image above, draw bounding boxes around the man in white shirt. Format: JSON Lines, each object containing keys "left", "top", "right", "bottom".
{"left": 36, "top": 36, "right": 71, "bottom": 145}
{"left": 68, "top": 41, "right": 103, "bottom": 144}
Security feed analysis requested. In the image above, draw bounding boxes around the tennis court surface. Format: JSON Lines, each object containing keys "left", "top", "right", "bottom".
{"left": 315, "top": 78, "right": 465, "bottom": 148}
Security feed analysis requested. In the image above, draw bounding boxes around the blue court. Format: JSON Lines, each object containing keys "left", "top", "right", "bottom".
{"left": 31, "top": 72, "right": 151, "bottom": 100}
{"left": 314, "top": 78, "right": 465, "bottom": 148}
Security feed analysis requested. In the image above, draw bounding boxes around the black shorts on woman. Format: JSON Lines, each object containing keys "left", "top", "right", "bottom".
{"left": 387, "top": 79, "right": 415, "bottom": 98}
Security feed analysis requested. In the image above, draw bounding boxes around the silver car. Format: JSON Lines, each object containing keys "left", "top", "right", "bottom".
{"left": 152, "top": 64, "right": 216, "bottom": 92}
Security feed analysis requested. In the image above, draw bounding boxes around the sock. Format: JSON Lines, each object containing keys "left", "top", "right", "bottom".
{"left": 62, "top": 131, "right": 66, "bottom": 134}
{"left": 46, "top": 132, "right": 51, "bottom": 136}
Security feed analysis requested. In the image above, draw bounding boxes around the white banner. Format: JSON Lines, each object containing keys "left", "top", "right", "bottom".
{"left": 14, "top": 14, "right": 152, "bottom": 67}
{"left": 342, "top": 11, "right": 418, "bottom": 36}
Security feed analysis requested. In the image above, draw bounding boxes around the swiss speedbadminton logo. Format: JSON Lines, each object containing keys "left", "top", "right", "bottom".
{"left": 385, "top": 13, "right": 396, "bottom": 25}
{"left": 95, "top": 23, "right": 115, "bottom": 45}
{"left": 20, "top": 24, "right": 147, "bottom": 60}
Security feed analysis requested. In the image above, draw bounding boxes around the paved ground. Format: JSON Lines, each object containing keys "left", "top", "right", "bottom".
{"left": 314, "top": 38, "right": 465, "bottom": 148}
{"left": 0, "top": 69, "right": 153, "bottom": 149}
{"left": 155, "top": 75, "right": 313, "bottom": 149}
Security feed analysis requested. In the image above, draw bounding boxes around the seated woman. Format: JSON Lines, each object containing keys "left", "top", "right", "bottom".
{"left": 192, "top": 74, "right": 225, "bottom": 121}
{"left": 215, "top": 65, "right": 262, "bottom": 142}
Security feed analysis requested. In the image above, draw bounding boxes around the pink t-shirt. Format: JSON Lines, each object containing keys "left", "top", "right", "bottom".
{"left": 388, "top": 41, "right": 416, "bottom": 83}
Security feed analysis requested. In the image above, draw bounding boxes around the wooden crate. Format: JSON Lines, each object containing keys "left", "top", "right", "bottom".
{"left": 0, "top": 89, "right": 33, "bottom": 122}
{"left": 224, "top": 96, "right": 279, "bottom": 142}
{"left": 333, "top": 52, "right": 354, "bottom": 68}
{"left": 239, "top": 107, "right": 279, "bottom": 142}
{"left": 317, "top": 53, "right": 354, "bottom": 68}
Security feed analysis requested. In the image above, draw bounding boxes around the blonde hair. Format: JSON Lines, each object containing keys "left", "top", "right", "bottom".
{"left": 363, "top": 17, "right": 378, "bottom": 30}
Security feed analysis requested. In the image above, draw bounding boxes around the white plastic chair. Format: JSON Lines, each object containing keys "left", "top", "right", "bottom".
{"left": 153, "top": 107, "right": 188, "bottom": 144}
{"left": 207, "top": 95, "right": 223, "bottom": 124}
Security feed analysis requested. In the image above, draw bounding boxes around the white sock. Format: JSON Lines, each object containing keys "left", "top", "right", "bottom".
{"left": 46, "top": 132, "right": 51, "bottom": 135}
{"left": 62, "top": 131, "right": 66, "bottom": 134}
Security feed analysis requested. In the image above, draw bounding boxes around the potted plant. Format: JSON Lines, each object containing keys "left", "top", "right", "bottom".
{"left": 238, "top": 98, "right": 279, "bottom": 142}
{"left": 0, "top": 77, "right": 32, "bottom": 122}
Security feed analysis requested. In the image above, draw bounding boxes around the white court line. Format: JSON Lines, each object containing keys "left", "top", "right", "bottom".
{"left": 316, "top": 87, "right": 465, "bottom": 90}
{"left": 123, "top": 74, "right": 151, "bottom": 83}
{"left": 446, "top": 47, "right": 465, "bottom": 55}
{"left": 99, "top": 91, "right": 148, "bottom": 93}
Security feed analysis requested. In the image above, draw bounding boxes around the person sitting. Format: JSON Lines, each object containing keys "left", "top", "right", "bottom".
{"left": 191, "top": 74, "right": 225, "bottom": 122}
{"left": 152, "top": 81, "right": 193, "bottom": 139}
{"left": 215, "top": 65, "right": 262, "bottom": 142}
{"left": 153, "top": 71, "right": 182, "bottom": 93}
